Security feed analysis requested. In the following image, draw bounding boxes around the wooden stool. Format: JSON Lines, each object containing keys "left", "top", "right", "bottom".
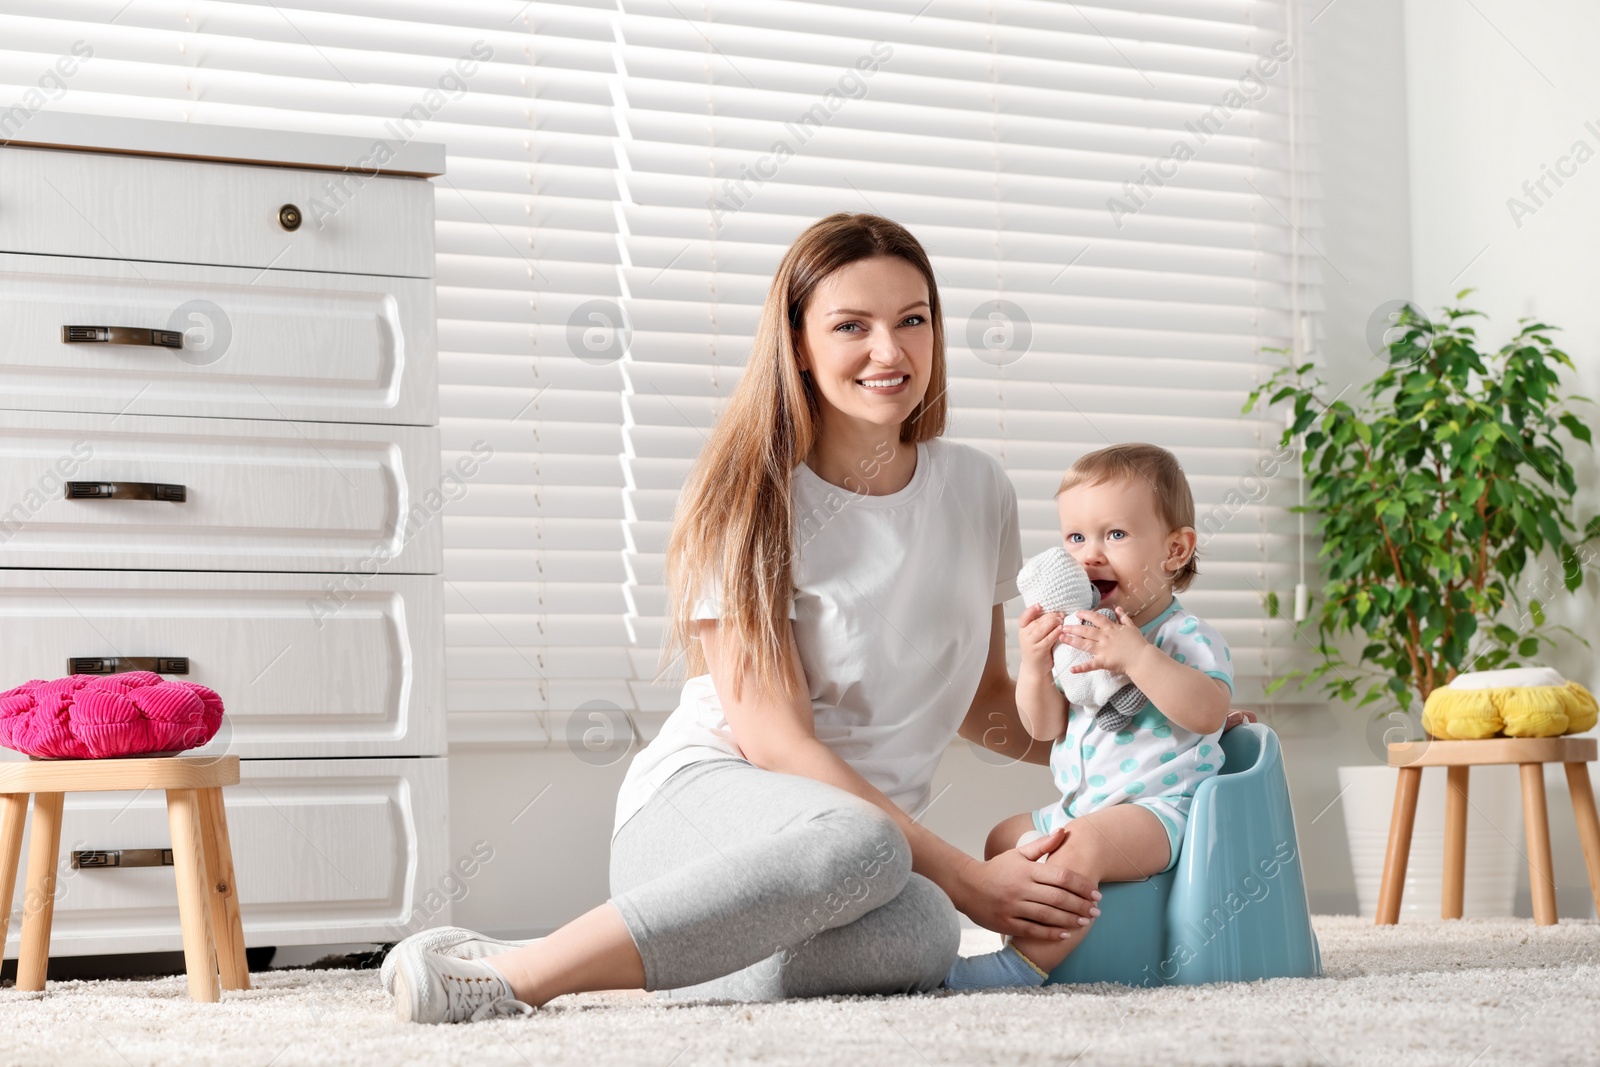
{"left": 1376, "top": 737, "right": 1600, "bottom": 925}
{"left": 0, "top": 755, "right": 249, "bottom": 1000}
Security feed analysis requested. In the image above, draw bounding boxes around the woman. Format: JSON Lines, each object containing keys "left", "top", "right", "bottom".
{"left": 390, "top": 213, "right": 1106, "bottom": 1023}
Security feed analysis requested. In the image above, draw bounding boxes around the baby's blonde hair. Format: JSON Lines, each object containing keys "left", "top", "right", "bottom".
{"left": 1056, "top": 443, "right": 1199, "bottom": 591}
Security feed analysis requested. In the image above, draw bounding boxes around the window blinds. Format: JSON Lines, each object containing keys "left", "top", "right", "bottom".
{"left": 1, "top": 0, "right": 1318, "bottom": 748}
{"left": 612, "top": 0, "right": 1321, "bottom": 719}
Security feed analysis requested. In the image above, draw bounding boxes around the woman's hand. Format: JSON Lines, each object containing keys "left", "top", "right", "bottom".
{"left": 955, "top": 828, "right": 1101, "bottom": 941}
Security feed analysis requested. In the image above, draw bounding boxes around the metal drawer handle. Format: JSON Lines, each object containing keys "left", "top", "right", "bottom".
{"left": 70, "top": 656, "right": 190, "bottom": 676}
{"left": 73, "top": 849, "right": 175, "bottom": 870}
{"left": 67, "top": 481, "right": 187, "bottom": 502}
{"left": 62, "top": 325, "right": 183, "bottom": 348}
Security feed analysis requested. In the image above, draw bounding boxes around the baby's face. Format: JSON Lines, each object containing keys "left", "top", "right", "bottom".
{"left": 1056, "top": 477, "right": 1188, "bottom": 625}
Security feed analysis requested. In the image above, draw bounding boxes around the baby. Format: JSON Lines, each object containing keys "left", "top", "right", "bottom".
{"left": 947, "top": 442, "right": 1234, "bottom": 990}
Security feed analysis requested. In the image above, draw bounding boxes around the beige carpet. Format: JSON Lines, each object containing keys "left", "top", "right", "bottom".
{"left": 2, "top": 918, "right": 1598, "bottom": 1067}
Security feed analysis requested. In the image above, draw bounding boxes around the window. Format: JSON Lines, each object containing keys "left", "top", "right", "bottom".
{"left": 1, "top": 0, "right": 1317, "bottom": 748}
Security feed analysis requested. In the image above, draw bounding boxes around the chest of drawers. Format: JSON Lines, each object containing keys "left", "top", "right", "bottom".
{"left": 0, "top": 114, "right": 451, "bottom": 958}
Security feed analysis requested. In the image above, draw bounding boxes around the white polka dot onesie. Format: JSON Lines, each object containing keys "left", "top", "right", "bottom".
{"left": 1032, "top": 598, "right": 1233, "bottom": 871}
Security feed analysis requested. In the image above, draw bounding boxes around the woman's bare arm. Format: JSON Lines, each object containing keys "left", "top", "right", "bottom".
{"left": 699, "top": 616, "right": 1098, "bottom": 940}
{"left": 956, "top": 604, "right": 1056, "bottom": 764}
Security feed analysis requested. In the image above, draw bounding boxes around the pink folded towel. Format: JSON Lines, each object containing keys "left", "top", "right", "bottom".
{"left": 0, "top": 672, "right": 225, "bottom": 759}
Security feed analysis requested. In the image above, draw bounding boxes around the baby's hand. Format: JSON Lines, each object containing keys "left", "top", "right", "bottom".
{"left": 1058, "top": 606, "right": 1149, "bottom": 676}
{"left": 1018, "top": 603, "right": 1064, "bottom": 672}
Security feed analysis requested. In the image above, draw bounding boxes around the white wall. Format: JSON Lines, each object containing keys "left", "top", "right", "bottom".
{"left": 447, "top": 744, "right": 629, "bottom": 937}
{"left": 444, "top": 0, "right": 1600, "bottom": 941}
{"left": 1394, "top": 0, "right": 1600, "bottom": 919}
{"left": 1402, "top": 0, "right": 1600, "bottom": 693}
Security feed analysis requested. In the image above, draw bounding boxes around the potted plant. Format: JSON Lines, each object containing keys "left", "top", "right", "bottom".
{"left": 1245, "top": 292, "right": 1599, "bottom": 917}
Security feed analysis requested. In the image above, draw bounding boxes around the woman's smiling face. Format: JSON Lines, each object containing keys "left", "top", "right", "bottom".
{"left": 795, "top": 255, "right": 934, "bottom": 435}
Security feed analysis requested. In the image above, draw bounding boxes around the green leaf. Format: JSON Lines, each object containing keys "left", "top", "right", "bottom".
{"left": 1538, "top": 510, "right": 1563, "bottom": 550}
{"left": 1276, "top": 295, "right": 1596, "bottom": 704}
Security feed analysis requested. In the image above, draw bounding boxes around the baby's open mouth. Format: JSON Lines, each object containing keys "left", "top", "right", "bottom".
{"left": 1091, "top": 579, "right": 1118, "bottom": 599}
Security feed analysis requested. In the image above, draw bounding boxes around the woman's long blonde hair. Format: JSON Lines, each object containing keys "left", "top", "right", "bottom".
{"left": 661, "top": 213, "right": 948, "bottom": 700}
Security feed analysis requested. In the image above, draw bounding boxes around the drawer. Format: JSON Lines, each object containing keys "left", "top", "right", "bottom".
{"left": 0, "top": 253, "right": 436, "bottom": 425}
{"left": 0, "top": 410, "right": 445, "bottom": 573}
{"left": 0, "top": 757, "right": 450, "bottom": 955}
{"left": 0, "top": 570, "right": 444, "bottom": 759}
{"left": 0, "top": 146, "right": 434, "bottom": 277}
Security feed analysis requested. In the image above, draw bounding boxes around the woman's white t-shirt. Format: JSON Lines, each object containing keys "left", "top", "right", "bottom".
{"left": 613, "top": 438, "right": 1023, "bottom": 837}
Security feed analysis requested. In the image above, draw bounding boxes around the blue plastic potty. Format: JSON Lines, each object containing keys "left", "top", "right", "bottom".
{"left": 1044, "top": 723, "right": 1322, "bottom": 987}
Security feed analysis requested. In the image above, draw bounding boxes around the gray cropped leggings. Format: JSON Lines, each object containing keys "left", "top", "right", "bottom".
{"left": 609, "top": 758, "right": 961, "bottom": 1001}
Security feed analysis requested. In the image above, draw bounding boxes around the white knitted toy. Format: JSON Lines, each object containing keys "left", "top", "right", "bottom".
{"left": 1015, "top": 547, "right": 1147, "bottom": 732}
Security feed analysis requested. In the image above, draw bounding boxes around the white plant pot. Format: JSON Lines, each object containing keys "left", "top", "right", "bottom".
{"left": 1338, "top": 763, "right": 1524, "bottom": 919}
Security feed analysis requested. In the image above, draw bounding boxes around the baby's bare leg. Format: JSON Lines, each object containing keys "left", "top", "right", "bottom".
{"left": 984, "top": 812, "right": 1040, "bottom": 860}
{"left": 1008, "top": 804, "right": 1171, "bottom": 975}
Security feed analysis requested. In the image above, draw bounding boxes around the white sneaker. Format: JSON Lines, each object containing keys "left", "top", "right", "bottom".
{"left": 379, "top": 926, "right": 536, "bottom": 994}
{"left": 392, "top": 946, "right": 535, "bottom": 1024}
